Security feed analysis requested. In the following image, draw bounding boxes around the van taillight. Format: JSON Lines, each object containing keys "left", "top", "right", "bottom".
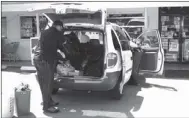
{"left": 107, "top": 53, "right": 117, "bottom": 68}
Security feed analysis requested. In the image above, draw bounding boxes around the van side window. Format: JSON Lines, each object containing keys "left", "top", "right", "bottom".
{"left": 111, "top": 30, "right": 121, "bottom": 50}
{"left": 121, "top": 28, "right": 131, "bottom": 41}
{"left": 113, "top": 27, "right": 130, "bottom": 50}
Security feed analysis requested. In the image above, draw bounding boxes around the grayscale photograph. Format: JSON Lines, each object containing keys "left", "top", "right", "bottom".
{"left": 1, "top": 1, "right": 189, "bottom": 118}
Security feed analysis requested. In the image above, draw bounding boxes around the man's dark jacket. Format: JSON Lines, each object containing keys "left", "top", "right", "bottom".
{"left": 34, "top": 27, "right": 65, "bottom": 64}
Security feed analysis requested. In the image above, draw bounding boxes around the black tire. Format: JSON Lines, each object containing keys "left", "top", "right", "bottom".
{"left": 110, "top": 75, "right": 123, "bottom": 100}
{"left": 52, "top": 88, "right": 59, "bottom": 94}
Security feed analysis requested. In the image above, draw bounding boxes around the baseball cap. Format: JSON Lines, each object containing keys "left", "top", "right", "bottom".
{"left": 53, "top": 20, "right": 63, "bottom": 27}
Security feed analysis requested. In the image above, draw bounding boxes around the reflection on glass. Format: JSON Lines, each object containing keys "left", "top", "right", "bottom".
{"left": 136, "top": 30, "right": 159, "bottom": 49}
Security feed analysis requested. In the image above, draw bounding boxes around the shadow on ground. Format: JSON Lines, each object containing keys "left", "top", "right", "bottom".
{"left": 43, "top": 79, "right": 144, "bottom": 118}
{"left": 137, "top": 75, "right": 178, "bottom": 92}
{"left": 18, "top": 74, "right": 179, "bottom": 118}
{"left": 2, "top": 68, "right": 183, "bottom": 118}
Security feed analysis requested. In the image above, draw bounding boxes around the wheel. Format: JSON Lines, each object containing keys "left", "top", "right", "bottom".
{"left": 109, "top": 75, "right": 123, "bottom": 100}
{"left": 52, "top": 88, "right": 59, "bottom": 94}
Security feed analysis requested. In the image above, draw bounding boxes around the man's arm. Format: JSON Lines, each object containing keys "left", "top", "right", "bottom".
{"left": 129, "top": 41, "right": 139, "bottom": 48}
{"left": 57, "top": 35, "right": 68, "bottom": 52}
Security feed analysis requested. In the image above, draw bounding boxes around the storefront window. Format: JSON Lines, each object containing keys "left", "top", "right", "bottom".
{"left": 20, "top": 16, "right": 37, "bottom": 39}
{"left": 159, "top": 7, "right": 189, "bottom": 62}
{"left": 39, "top": 16, "right": 48, "bottom": 31}
{"left": 20, "top": 16, "right": 48, "bottom": 39}
{"left": 2, "top": 17, "right": 7, "bottom": 39}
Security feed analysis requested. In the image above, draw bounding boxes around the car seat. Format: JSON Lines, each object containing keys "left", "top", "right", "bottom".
{"left": 84, "top": 39, "right": 104, "bottom": 77}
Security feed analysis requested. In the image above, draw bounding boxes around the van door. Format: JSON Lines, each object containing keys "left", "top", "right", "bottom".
{"left": 112, "top": 26, "right": 133, "bottom": 84}
{"left": 136, "top": 30, "right": 164, "bottom": 75}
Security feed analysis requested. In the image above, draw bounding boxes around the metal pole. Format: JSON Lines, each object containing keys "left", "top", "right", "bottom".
{"left": 144, "top": 7, "right": 148, "bottom": 30}
{"left": 36, "top": 13, "right": 40, "bottom": 37}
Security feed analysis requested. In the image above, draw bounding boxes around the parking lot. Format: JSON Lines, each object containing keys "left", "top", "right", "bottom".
{"left": 2, "top": 68, "right": 189, "bottom": 118}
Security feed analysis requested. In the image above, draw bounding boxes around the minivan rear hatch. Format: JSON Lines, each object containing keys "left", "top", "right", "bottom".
{"left": 44, "top": 10, "right": 106, "bottom": 30}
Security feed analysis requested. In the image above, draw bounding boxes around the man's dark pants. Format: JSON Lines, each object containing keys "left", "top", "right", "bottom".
{"left": 131, "top": 49, "right": 143, "bottom": 82}
{"left": 33, "top": 59, "right": 56, "bottom": 110}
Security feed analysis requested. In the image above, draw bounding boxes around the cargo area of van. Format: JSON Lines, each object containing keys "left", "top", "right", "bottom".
{"left": 56, "top": 29, "right": 105, "bottom": 78}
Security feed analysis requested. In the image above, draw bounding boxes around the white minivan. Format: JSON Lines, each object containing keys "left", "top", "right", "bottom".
{"left": 31, "top": 10, "right": 164, "bottom": 100}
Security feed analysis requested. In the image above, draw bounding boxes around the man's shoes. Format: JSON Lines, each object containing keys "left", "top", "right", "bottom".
{"left": 51, "top": 101, "right": 59, "bottom": 106}
{"left": 41, "top": 101, "right": 59, "bottom": 106}
{"left": 128, "top": 81, "right": 140, "bottom": 86}
{"left": 43, "top": 106, "right": 60, "bottom": 113}
{"left": 128, "top": 79, "right": 140, "bottom": 86}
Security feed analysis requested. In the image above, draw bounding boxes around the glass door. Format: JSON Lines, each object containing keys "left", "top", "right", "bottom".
{"left": 182, "top": 15, "right": 189, "bottom": 62}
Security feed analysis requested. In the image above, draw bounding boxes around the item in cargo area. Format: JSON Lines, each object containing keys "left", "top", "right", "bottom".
{"left": 15, "top": 83, "right": 31, "bottom": 116}
{"left": 79, "top": 70, "right": 84, "bottom": 76}
{"left": 81, "top": 59, "right": 88, "bottom": 70}
{"left": 57, "top": 61, "right": 75, "bottom": 76}
{"left": 84, "top": 61, "right": 103, "bottom": 77}
{"left": 68, "top": 71, "right": 80, "bottom": 76}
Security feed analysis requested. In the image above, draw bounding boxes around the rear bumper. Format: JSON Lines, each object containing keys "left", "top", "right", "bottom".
{"left": 54, "top": 71, "right": 121, "bottom": 91}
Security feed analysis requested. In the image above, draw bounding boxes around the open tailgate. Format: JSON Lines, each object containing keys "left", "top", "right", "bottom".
{"left": 44, "top": 10, "right": 106, "bottom": 29}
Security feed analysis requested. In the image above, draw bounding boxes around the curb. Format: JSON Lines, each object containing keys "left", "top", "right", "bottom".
{"left": 2, "top": 65, "right": 36, "bottom": 72}
{"left": 20, "top": 66, "right": 36, "bottom": 72}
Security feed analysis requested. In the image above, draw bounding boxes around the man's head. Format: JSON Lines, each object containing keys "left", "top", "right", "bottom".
{"left": 52, "top": 20, "right": 63, "bottom": 31}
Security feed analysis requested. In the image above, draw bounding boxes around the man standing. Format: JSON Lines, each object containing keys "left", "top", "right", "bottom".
{"left": 128, "top": 40, "right": 143, "bottom": 85}
{"left": 33, "top": 20, "right": 65, "bottom": 113}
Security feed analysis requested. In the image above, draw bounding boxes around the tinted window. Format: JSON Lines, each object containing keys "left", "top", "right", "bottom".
{"left": 113, "top": 26, "right": 130, "bottom": 50}
{"left": 111, "top": 30, "right": 120, "bottom": 50}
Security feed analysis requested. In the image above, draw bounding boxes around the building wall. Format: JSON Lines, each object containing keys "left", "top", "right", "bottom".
{"left": 146, "top": 7, "right": 159, "bottom": 30}
{"left": 107, "top": 8, "right": 145, "bottom": 14}
{"left": 2, "top": 12, "right": 31, "bottom": 60}
{"left": 2, "top": 9, "right": 54, "bottom": 61}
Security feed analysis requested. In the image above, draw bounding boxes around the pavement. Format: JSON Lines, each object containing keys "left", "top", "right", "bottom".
{"left": 2, "top": 67, "right": 189, "bottom": 118}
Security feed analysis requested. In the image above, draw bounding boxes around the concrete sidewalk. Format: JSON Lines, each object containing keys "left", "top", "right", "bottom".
{"left": 2, "top": 70, "right": 189, "bottom": 118}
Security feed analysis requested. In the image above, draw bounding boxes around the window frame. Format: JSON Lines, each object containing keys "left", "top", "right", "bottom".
{"left": 20, "top": 16, "right": 37, "bottom": 39}
{"left": 2, "top": 17, "right": 7, "bottom": 39}
{"left": 111, "top": 28, "right": 121, "bottom": 50}
{"left": 112, "top": 26, "right": 130, "bottom": 50}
